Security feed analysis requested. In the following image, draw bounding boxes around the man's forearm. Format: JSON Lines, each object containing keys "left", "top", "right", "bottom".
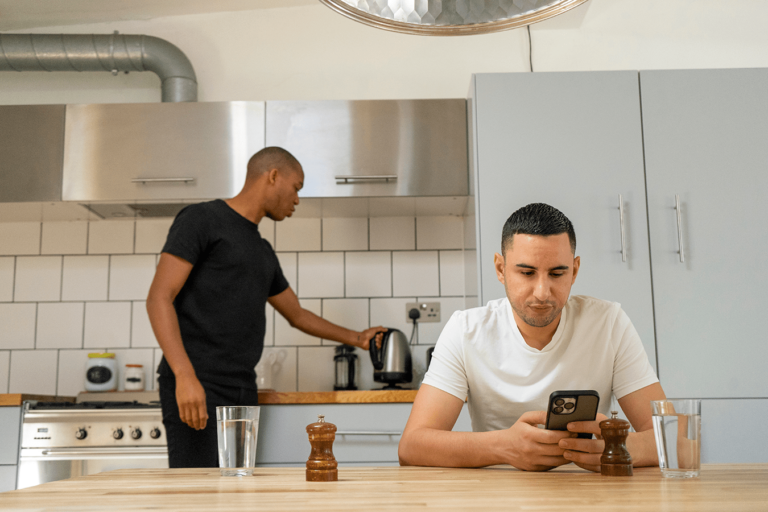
{"left": 627, "top": 429, "right": 659, "bottom": 467}
{"left": 146, "top": 296, "right": 197, "bottom": 378}
{"left": 399, "top": 428, "right": 506, "bottom": 468}
{"left": 289, "top": 308, "right": 359, "bottom": 346}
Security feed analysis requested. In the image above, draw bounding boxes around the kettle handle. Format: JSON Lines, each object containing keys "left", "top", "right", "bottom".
{"left": 369, "top": 330, "right": 389, "bottom": 371}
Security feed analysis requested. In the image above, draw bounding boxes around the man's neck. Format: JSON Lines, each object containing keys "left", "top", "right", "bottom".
{"left": 511, "top": 310, "right": 562, "bottom": 351}
{"left": 225, "top": 194, "right": 265, "bottom": 224}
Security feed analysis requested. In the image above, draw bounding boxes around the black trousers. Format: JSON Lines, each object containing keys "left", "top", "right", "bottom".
{"left": 158, "top": 375, "right": 259, "bottom": 469}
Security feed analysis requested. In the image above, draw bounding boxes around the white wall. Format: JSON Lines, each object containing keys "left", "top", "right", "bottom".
{"left": 2, "top": 0, "right": 767, "bottom": 105}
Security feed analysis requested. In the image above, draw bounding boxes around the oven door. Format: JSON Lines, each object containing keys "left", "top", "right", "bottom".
{"left": 17, "top": 447, "right": 168, "bottom": 490}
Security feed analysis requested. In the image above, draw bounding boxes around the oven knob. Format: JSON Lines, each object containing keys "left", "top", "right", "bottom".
{"left": 130, "top": 428, "right": 142, "bottom": 440}
{"left": 113, "top": 428, "right": 124, "bottom": 440}
{"left": 150, "top": 428, "right": 162, "bottom": 439}
{"left": 75, "top": 428, "right": 88, "bottom": 440}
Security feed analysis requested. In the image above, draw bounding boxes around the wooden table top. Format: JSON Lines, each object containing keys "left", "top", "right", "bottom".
{"left": 2, "top": 464, "right": 767, "bottom": 511}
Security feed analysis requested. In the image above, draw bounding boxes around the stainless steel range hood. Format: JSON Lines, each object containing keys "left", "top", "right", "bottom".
{"left": 0, "top": 99, "right": 468, "bottom": 216}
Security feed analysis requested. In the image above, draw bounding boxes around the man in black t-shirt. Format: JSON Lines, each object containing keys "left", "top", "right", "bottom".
{"left": 147, "top": 147, "right": 385, "bottom": 468}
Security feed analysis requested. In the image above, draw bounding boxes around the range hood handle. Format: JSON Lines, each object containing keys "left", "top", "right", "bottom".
{"left": 132, "top": 177, "right": 196, "bottom": 183}
{"left": 335, "top": 175, "right": 397, "bottom": 183}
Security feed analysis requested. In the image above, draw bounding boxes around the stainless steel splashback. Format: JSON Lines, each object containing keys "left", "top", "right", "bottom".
{"left": 267, "top": 99, "right": 468, "bottom": 197}
{"left": 62, "top": 101, "right": 266, "bottom": 202}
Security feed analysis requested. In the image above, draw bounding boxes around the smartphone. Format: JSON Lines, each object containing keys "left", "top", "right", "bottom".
{"left": 545, "top": 390, "right": 600, "bottom": 440}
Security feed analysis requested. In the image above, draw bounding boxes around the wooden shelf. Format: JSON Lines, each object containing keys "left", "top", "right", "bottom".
{"left": 0, "top": 394, "right": 75, "bottom": 407}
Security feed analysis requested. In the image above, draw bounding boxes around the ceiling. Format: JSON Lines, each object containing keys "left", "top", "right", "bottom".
{"left": 0, "top": 0, "right": 317, "bottom": 31}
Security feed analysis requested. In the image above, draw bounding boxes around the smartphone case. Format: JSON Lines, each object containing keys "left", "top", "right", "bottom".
{"left": 545, "top": 390, "right": 600, "bottom": 439}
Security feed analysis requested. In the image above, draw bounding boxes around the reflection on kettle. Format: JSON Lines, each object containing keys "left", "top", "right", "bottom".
{"left": 369, "top": 328, "right": 413, "bottom": 389}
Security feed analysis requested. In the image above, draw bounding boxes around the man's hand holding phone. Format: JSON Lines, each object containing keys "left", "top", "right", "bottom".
{"left": 499, "top": 411, "right": 577, "bottom": 472}
{"left": 558, "top": 414, "right": 608, "bottom": 472}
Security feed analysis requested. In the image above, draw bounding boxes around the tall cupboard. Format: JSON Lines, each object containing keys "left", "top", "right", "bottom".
{"left": 469, "top": 68, "right": 768, "bottom": 463}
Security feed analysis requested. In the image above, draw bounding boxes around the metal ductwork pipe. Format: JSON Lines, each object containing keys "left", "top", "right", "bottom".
{"left": 0, "top": 33, "right": 197, "bottom": 102}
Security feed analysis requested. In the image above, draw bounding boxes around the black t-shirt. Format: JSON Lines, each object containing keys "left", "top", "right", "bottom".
{"left": 157, "top": 199, "right": 289, "bottom": 389}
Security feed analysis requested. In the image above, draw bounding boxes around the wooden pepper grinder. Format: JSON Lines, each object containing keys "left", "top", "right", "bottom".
{"left": 306, "top": 415, "right": 338, "bottom": 482}
{"left": 600, "top": 411, "right": 633, "bottom": 477}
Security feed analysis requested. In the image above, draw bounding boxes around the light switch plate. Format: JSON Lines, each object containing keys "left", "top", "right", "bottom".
{"left": 405, "top": 302, "right": 441, "bottom": 323}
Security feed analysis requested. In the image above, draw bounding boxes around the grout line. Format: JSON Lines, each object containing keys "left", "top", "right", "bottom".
{"left": 33, "top": 303, "right": 39, "bottom": 349}
{"left": 54, "top": 349, "right": 60, "bottom": 395}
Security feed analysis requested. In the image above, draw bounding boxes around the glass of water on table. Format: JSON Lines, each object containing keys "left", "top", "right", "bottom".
{"left": 651, "top": 399, "right": 701, "bottom": 478}
{"left": 216, "top": 406, "right": 260, "bottom": 476}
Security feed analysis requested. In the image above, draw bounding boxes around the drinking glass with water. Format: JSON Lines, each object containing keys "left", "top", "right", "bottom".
{"left": 216, "top": 406, "right": 260, "bottom": 477}
{"left": 651, "top": 399, "right": 701, "bottom": 478}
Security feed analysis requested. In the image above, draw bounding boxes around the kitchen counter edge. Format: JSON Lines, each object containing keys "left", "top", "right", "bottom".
{"left": 257, "top": 390, "right": 418, "bottom": 404}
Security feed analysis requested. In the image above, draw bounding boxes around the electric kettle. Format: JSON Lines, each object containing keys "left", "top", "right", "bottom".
{"left": 369, "top": 328, "right": 413, "bottom": 389}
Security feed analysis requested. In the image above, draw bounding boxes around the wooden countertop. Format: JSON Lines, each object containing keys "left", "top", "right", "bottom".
{"left": 0, "top": 394, "right": 75, "bottom": 407}
{"left": 2, "top": 465, "right": 767, "bottom": 511}
{"left": 257, "top": 390, "right": 417, "bottom": 404}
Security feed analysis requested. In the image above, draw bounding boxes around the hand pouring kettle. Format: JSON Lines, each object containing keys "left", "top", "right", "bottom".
{"left": 369, "top": 328, "right": 413, "bottom": 389}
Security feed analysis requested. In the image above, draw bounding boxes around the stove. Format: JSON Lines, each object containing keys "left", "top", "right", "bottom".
{"left": 16, "top": 398, "right": 168, "bottom": 490}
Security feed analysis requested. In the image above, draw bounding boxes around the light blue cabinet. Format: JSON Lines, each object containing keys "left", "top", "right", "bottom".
{"left": 641, "top": 68, "right": 768, "bottom": 399}
{"left": 0, "top": 407, "right": 21, "bottom": 492}
{"left": 470, "top": 71, "right": 657, "bottom": 370}
{"left": 256, "top": 403, "right": 471, "bottom": 466}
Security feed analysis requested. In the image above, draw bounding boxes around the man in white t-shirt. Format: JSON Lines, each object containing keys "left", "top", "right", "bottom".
{"left": 398, "top": 203, "right": 667, "bottom": 472}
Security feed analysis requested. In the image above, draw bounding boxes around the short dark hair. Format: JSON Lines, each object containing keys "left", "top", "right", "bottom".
{"left": 501, "top": 203, "right": 576, "bottom": 255}
{"left": 246, "top": 146, "right": 302, "bottom": 180}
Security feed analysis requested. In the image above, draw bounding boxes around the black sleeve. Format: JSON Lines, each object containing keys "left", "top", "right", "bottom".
{"left": 266, "top": 241, "right": 290, "bottom": 297}
{"left": 162, "top": 205, "right": 210, "bottom": 265}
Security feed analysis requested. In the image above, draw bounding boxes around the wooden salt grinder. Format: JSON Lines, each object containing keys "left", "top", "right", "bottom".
{"left": 306, "top": 415, "right": 338, "bottom": 482}
{"left": 600, "top": 411, "right": 633, "bottom": 477}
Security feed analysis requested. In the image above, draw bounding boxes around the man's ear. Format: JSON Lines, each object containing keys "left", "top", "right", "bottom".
{"left": 571, "top": 255, "right": 580, "bottom": 284}
{"left": 267, "top": 168, "right": 279, "bottom": 185}
{"left": 493, "top": 253, "right": 505, "bottom": 284}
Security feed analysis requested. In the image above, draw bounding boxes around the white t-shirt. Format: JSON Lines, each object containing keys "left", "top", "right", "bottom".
{"left": 422, "top": 295, "right": 658, "bottom": 432}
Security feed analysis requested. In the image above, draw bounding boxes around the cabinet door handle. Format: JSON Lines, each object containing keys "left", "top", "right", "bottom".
{"left": 131, "top": 177, "right": 196, "bottom": 183}
{"left": 674, "top": 194, "right": 685, "bottom": 263}
{"left": 334, "top": 175, "right": 397, "bottom": 184}
{"left": 335, "top": 431, "right": 401, "bottom": 436}
{"left": 618, "top": 194, "right": 627, "bottom": 263}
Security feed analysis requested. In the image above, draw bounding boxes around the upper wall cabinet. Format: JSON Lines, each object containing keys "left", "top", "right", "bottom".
{"left": 641, "top": 68, "right": 768, "bottom": 398}
{"left": 470, "top": 71, "right": 657, "bottom": 370}
{"left": 0, "top": 105, "right": 65, "bottom": 202}
{"left": 62, "top": 102, "right": 266, "bottom": 202}
{"left": 266, "top": 100, "right": 468, "bottom": 198}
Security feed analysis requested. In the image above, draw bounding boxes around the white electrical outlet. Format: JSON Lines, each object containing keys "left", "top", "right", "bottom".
{"left": 406, "top": 302, "right": 441, "bottom": 323}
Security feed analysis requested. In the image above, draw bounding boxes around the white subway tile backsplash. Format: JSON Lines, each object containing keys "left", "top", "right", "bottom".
{"left": 62, "top": 255, "right": 109, "bottom": 301}
{"left": 88, "top": 221, "right": 135, "bottom": 254}
{"left": 84, "top": 302, "right": 131, "bottom": 348}
{"left": 259, "top": 347, "right": 297, "bottom": 392}
{"left": 0, "top": 351, "right": 9, "bottom": 393}
{"left": 0, "top": 303, "right": 36, "bottom": 349}
{"left": 322, "top": 298, "right": 369, "bottom": 337}
{"left": 14, "top": 256, "right": 62, "bottom": 302}
{"left": 0, "top": 257, "right": 13, "bottom": 302}
{"left": 259, "top": 217, "right": 276, "bottom": 248}
{"left": 36, "top": 302, "right": 84, "bottom": 349}
{"left": 275, "top": 218, "right": 321, "bottom": 252}
{"left": 9, "top": 349, "right": 58, "bottom": 394}
{"left": 276, "top": 253, "right": 297, "bottom": 289}
{"left": 131, "top": 301, "right": 158, "bottom": 348}
{"left": 370, "top": 297, "right": 417, "bottom": 335}
{"left": 416, "top": 297, "right": 466, "bottom": 346}
{"left": 392, "top": 251, "right": 439, "bottom": 297}
{"left": 41, "top": 222, "right": 88, "bottom": 255}
{"left": 109, "top": 255, "right": 156, "bottom": 301}
{"left": 57, "top": 349, "right": 90, "bottom": 396}
{"left": 0, "top": 222, "right": 41, "bottom": 256}
{"left": 439, "top": 250, "right": 465, "bottom": 297}
{"left": 323, "top": 218, "right": 368, "bottom": 251}
{"left": 108, "top": 349, "right": 155, "bottom": 391}
{"left": 274, "top": 299, "right": 322, "bottom": 346}
{"left": 297, "top": 252, "right": 343, "bottom": 298}
{"left": 297, "top": 346, "right": 336, "bottom": 392}
{"left": 345, "top": 252, "right": 391, "bottom": 298}
{"left": 370, "top": 217, "right": 415, "bottom": 251}
{"left": 416, "top": 216, "right": 463, "bottom": 250}
{"left": 134, "top": 219, "right": 173, "bottom": 254}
